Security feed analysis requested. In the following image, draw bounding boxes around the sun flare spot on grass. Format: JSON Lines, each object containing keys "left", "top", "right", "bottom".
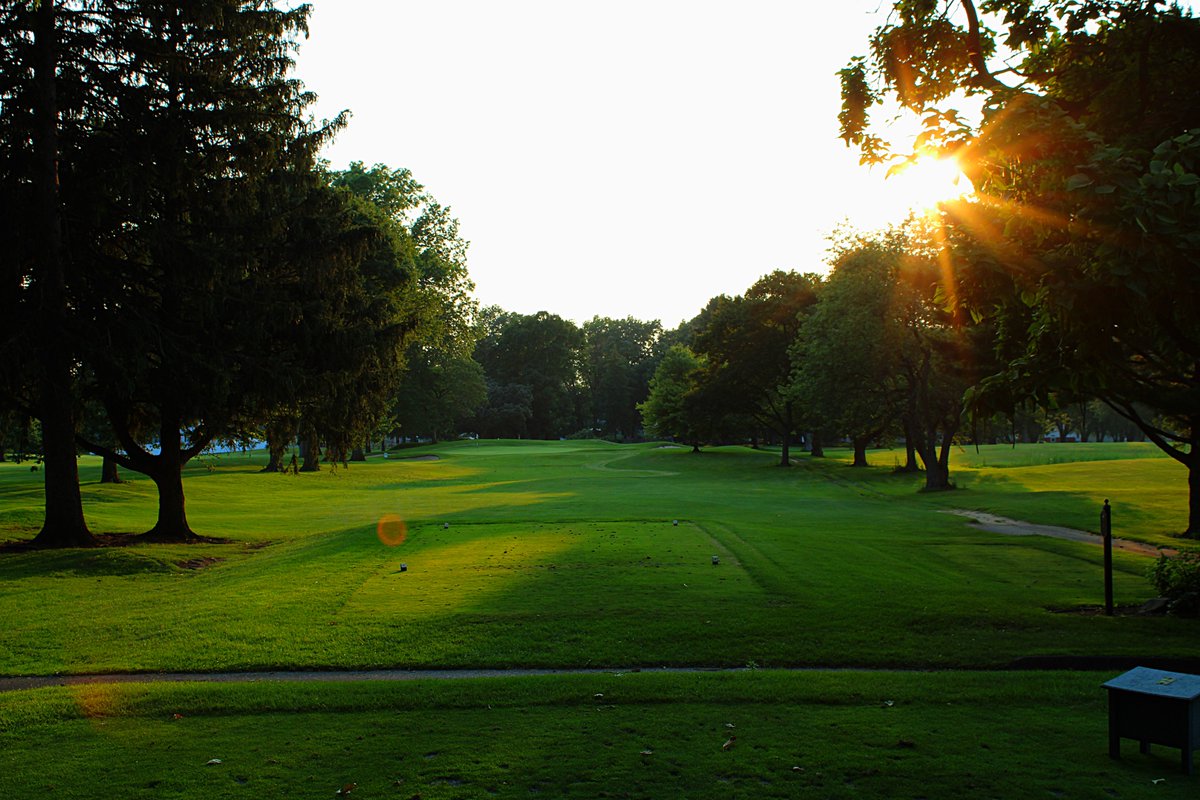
{"left": 72, "top": 684, "right": 121, "bottom": 722}
{"left": 376, "top": 514, "right": 408, "bottom": 547}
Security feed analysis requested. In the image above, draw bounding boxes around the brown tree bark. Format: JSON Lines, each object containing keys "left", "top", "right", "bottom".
{"left": 29, "top": 1, "right": 95, "bottom": 549}
{"left": 851, "top": 436, "right": 870, "bottom": 468}
{"left": 100, "top": 455, "right": 122, "bottom": 484}
{"left": 139, "top": 419, "right": 200, "bottom": 541}
{"left": 299, "top": 437, "right": 321, "bottom": 472}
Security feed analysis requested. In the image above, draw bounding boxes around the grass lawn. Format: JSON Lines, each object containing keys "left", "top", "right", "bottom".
{"left": 812, "top": 441, "right": 1188, "bottom": 546}
{"left": 1, "top": 440, "right": 1197, "bottom": 797}
{"left": 3, "top": 671, "right": 1197, "bottom": 800}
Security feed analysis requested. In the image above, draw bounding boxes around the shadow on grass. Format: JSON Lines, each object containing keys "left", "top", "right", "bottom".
{"left": 0, "top": 544, "right": 180, "bottom": 579}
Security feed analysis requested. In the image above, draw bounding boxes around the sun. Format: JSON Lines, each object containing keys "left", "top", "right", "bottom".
{"left": 884, "top": 154, "right": 974, "bottom": 215}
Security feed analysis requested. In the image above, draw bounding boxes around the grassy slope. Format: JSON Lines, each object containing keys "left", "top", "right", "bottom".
{"left": 3, "top": 441, "right": 1199, "bottom": 797}
{"left": 815, "top": 441, "right": 1187, "bottom": 543}
{"left": 0, "top": 441, "right": 1195, "bottom": 674}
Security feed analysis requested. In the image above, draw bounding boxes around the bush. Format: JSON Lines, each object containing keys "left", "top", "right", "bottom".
{"left": 1149, "top": 553, "right": 1200, "bottom": 616}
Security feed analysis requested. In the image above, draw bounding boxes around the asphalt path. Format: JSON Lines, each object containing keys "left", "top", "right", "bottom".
{"left": 942, "top": 509, "right": 1176, "bottom": 557}
{"left": 0, "top": 666, "right": 759, "bottom": 693}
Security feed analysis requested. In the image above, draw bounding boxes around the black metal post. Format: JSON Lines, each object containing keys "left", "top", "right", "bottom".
{"left": 1102, "top": 499, "right": 1114, "bottom": 616}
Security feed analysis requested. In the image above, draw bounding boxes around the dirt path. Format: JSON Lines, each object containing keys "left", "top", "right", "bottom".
{"left": 942, "top": 509, "right": 1175, "bottom": 558}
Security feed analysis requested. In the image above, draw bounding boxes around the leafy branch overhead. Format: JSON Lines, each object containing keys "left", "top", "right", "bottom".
{"left": 844, "top": 0, "right": 1200, "bottom": 534}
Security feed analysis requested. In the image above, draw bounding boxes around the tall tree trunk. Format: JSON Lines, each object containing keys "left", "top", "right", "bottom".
{"left": 851, "top": 436, "right": 870, "bottom": 467}
{"left": 809, "top": 431, "right": 825, "bottom": 458}
{"left": 260, "top": 419, "right": 292, "bottom": 473}
{"left": 30, "top": 1, "right": 95, "bottom": 549}
{"left": 299, "top": 437, "right": 321, "bottom": 472}
{"left": 100, "top": 455, "right": 122, "bottom": 484}
{"left": 141, "top": 424, "right": 198, "bottom": 541}
{"left": 779, "top": 431, "right": 791, "bottom": 466}
{"left": 260, "top": 438, "right": 285, "bottom": 473}
{"left": 34, "top": 378, "right": 93, "bottom": 547}
{"left": 896, "top": 416, "right": 921, "bottom": 472}
{"left": 144, "top": 466, "right": 195, "bottom": 541}
{"left": 923, "top": 457, "right": 952, "bottom": 490}
{"left": 916, "top": 420, "right": 957, "bottom": 492}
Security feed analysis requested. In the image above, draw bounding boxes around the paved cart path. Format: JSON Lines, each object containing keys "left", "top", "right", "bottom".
{"left": 0, "top": 666, "right": 773, "bottom": 693}
{"left": 942, "top": 509, "right": 1176, "bottom": 558}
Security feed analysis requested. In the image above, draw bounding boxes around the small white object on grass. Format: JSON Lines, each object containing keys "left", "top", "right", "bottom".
{"left": 443, "top": 522, "right": 449, "bottom": 529}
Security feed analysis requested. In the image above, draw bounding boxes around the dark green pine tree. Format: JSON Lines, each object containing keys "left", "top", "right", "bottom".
{"left": 60, "top": 1, "right": 349, "bottom": 541}
{"left": 0, "top": 1, "right": 101, "bottom": 547}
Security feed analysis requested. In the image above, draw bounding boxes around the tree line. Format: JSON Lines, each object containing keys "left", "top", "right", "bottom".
{"left": 645, "top": 0, "right": 1200, "bottom": 537}
{"left": 3, "top": 0, "right": 1198, "bottom": 543}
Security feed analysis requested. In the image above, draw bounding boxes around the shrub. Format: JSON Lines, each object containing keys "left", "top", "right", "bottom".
{"left": 1149, "top": 552, "right": 1200, "bottom": 616}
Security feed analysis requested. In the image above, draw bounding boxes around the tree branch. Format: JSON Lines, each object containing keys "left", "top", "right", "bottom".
{"left": 958, "top": 0, "right": 1009, "bottom": 92}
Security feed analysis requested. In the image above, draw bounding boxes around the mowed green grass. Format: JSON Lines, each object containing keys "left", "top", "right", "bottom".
{"left": 815, "top": 441, "right": 1188, "bottom": 545}
{"left": 2, "top": 671, "right": 1197, "bottom": 800}
{"left": 3, "top": 441, "right": 1199, "bottom": 798}
{"left": 0, "top": 441, "right": 1195, "bottom": 674}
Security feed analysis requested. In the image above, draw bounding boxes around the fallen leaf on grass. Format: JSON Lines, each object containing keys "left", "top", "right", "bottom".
{"left": 640, "top": 750, "right": 654, "bottom": 756}
{"left": 336, "top": 782, "right": 357, "bottom": 795}
{"left": 205, "top": 758, "right": 222, "bottom": 766}
{"left": 722, "top": 737, "right": 736, "bottom": 751}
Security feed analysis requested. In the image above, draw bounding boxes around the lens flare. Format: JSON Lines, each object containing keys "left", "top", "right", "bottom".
{"left": 376, "top": 514, "right": 407, "bottom": 546}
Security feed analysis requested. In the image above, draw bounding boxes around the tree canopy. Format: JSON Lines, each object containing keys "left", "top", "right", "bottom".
{"left": 691, "top": 271, "right": 821, "bottom": 465}
{"left": 844, "top": 0, "right": 1200, "bottom": 533}
{"left": 1, "top": 2, "right": 451, "bottom": 543}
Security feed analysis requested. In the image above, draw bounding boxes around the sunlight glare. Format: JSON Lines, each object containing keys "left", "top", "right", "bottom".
{"left": 886, "top": 155, "right": 974, "bottom": 216}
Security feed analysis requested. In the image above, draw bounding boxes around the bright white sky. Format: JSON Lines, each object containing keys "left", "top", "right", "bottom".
{"left": 292, "top": 0, "right": 946, "bottom": 327}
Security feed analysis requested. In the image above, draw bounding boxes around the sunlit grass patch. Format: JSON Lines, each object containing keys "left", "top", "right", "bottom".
{"left": 807, "top": 444, "right": 1192, "bottom": 546}
{"left": 343, "top": 520, "right": 761, "bottom": 621}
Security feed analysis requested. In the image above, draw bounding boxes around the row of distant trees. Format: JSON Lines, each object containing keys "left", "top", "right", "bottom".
{"left": 640, "top": 0, "right": 1200, "bottom": 540}
{"left": 638, "top": 227, "right": 1154, "bottom": 486}
{"left": 4, "top": 0, "right": 1199, "bottom": 543}
{"left": 472, "top": 0, "right": 1200, "bottom": 541}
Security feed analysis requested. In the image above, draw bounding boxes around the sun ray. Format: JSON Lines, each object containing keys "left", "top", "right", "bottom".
{"left": 885, "top": 153, "right": 975, "bottom": 217}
